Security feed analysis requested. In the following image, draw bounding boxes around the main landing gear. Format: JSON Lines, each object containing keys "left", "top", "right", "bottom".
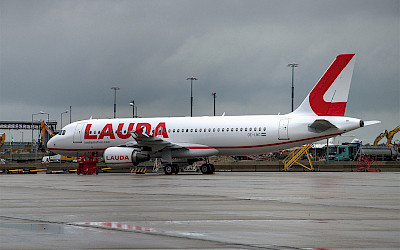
{"left": 163, "top": 162, "right": 215, "bottom": 175}
{"left": 199, "top": 163, "right": 215, "bottom": 174}
{"left": 164, "top": 164, "right": 179, "bottom": 175}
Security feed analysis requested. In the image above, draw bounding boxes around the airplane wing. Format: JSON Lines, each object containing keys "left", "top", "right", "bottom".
{"left": 309, "top": 119, "right": 338, "bottom": 132}
{"left": 129, "top": 131, "right": 187, "bottom": 153}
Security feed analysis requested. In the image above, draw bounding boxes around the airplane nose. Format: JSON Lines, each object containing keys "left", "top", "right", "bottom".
{"left": 47, "top": 136, "right": 56, "bottom": 149}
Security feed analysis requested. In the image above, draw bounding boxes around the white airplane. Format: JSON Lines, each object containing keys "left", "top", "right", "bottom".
{"left": 48, "top": 54, "right": 379, "bottom": 174}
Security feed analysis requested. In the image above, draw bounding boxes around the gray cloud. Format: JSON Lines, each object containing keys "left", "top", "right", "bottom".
{"left": 1, "top": 0, "right": 399, "bottom": 143}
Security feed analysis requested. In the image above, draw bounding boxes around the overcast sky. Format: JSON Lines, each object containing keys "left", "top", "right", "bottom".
{"left": 1, "top": 0, "right": 399, "bottom": 144}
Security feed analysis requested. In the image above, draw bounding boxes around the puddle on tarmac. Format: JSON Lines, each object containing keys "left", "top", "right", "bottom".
{"left": 0, "top": 223, "right": 64, "bottom": 234}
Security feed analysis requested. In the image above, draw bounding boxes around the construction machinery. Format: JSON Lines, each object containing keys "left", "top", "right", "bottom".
{"left": 39, "top": 121, "right": 56, "bottom": 150}
{"left": 373, "top": 130, "right": 388, "bottom": 146}
{"left": 0, "top": 134, "right": 5, "bottom": 149}
{"left": 373, "top": 126, "right": 400, "bottom": 146}
{"left": 385, "top": 125, "right": 400, "bottom": 146}
{"left": 326, "top": 143, "right": 398, "bottom": 161}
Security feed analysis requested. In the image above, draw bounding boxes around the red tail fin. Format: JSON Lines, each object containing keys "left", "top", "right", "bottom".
{"left": 293, "top": 54, "right": 356, "bottom": 116}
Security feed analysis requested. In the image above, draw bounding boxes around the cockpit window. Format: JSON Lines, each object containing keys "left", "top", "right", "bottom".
{"left": 61, "top": 130, "right": 66, "bottom": 135}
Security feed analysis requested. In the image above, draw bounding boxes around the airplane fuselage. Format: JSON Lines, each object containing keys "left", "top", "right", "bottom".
{"left": 48, "top": 114, "right": 363, "bottom": 158}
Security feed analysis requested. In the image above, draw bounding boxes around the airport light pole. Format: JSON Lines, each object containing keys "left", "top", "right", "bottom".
{"left": 111, "top": 86, "right": 120, "bottom": 118}
{"left": 288, "top": 63, "right": 299, "bottom": 112}
{"left": 186, "top": 76, "right": 198, "bottom": 117}
{"left": 40, "top": 111, "right": 49, "bottom": 123}
{"left": 60, "top": 110, "right": 68, "bottom": 129}
{"left": 129, "top": 100, "right": 137, "bottom": 118}
{"left": 211, "top": 92, "right": 216, "bottom": 116}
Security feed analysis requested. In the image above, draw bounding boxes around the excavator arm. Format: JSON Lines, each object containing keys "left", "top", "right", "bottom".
{"left": 385, "top": 125, "right": 400, "bottom": 146}
{"left": 373, "top": 130, "right": 388, "bottom": 146}
{"left": 0, "top": 134, "right": 5, "bottom": 148}
{"left": 40, "top": 121, "right": 56, "bottom": 144}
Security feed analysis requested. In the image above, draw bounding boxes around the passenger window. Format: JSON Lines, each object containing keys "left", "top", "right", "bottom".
{"left": 236, "top": 128, "right": 238, "bottom": 132}
{"left": 190, "top": 129, "right": 193, "bottom": 132}
{"left": 208, "top": 128, "right": 211, "bottom": 132}
{"left": 259, "top": 127, "right": 261, "bottom": 131}
{"left": 195, "top": 129, "right": 198, "bottom": 132}
{"left": 240, "top": 128, "right": 243, "bottom": 131}
{"left": 199, "top": 129, "right": 202, "bottom": 132}
{"left": 263, "top": 127, "right": 266, "bottom": 131}
{"left": 222, "top": 128, "right": 224, "bottom": 132}
{"left": 245, "top": 128, "right": 247, "bottom": 131}
{"left": 186, "top": 129, "right": 189, "bottom": 132}
{"left": 217, "top": 128, "right": 220, "bottom": 132}
{"left": 249, "top": 128, "right": 252, "bottom": 131}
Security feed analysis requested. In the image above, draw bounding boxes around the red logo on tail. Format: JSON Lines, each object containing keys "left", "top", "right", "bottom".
{"left": 309, "top": 54, "right": 354, "bottom": 116}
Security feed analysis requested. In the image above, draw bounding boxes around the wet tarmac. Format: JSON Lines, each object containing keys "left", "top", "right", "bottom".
{"left": 0, "top": 172, "right": 399, "bottom": 249}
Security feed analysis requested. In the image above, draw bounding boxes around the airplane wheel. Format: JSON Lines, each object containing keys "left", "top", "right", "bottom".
{"left": 172, "top": 164, "right": 179, "bottom": 174}
{"left": 164, "top": 164, "right": 173, "bottom": 175}
{"left": 210, "top": 164, "right": 215, "bottom": 173}
{"left": 200, "top": 164, "right": 210, "bottom": 174}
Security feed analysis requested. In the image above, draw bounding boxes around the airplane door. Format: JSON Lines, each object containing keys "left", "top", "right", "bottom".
{"left": 73, "top": 123, "right": 85, "bottom": 143}
{"left": 278, "top": 119, "right": 289, "bottom": 140}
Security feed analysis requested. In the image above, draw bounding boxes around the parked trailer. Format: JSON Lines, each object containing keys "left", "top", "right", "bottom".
{"left": 358, "top": 146, "right": 398, "bottom": 161}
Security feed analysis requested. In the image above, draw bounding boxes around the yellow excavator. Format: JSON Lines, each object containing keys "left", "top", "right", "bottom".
{"left": 0, "top": 134, "right": 5, "bottom": 149}
{"left": 373, "top": 126, "right": 400, "bottom": 146}
{"left": 373, "top": 130, "right": 388, "bottom": 146}
{"left": 39, "top": 121, "right": 56, "bottom": 151}
{"left": 385, "top": 125, "right": 400, "bottom": 146}
{"left": 39, "top": 121, "right": 77, "bottom": 162}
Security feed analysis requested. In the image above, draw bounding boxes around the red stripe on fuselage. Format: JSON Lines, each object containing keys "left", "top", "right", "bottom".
{"left": 49, "top": 133, "right": 342, "bottom": 153}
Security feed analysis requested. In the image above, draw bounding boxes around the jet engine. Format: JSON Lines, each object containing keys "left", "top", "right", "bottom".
{"left": 104, "top": 147, "right": 150, "bottom": 167}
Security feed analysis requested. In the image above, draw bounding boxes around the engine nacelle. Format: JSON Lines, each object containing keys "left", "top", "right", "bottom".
{"left": 104, "top": 147, "right": 150, "bottom": 167}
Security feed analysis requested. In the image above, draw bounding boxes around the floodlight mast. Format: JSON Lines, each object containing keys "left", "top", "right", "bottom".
{"left": 111, "top": 86, "right": 120, "bottom": 118}
{"left": 288, "top": 63, "right": 299, "bottom": 112}
{"left": 186, "top": 76, "right": 198, "bottom": 117}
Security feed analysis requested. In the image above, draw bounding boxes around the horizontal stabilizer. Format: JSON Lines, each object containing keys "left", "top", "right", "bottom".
{"left": 309, "top": 119, "right": 338, "bottom": 132}
{"left": 364, "top": 120, "right": 381, "bottom": 126}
